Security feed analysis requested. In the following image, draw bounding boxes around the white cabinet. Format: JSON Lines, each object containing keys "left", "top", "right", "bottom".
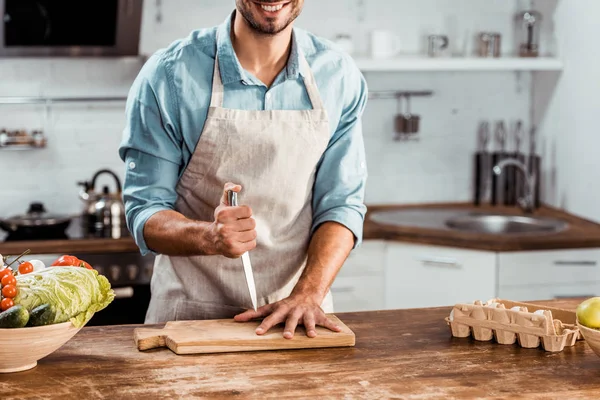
{"left": 384, "top": 243, "right": 497, "bottom": 309}
{"left": 330, "top": 239, "right": 600, "bottom": 312}
{"left": 331, "top": 240, "right": 386, "bottom": 312}
{"left": 497, "top": 249, "right": 600, "bottom": 301}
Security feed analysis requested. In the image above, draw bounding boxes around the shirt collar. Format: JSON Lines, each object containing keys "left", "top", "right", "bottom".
{"left": 216, "top": 10, "right": 302, "bottom": 86}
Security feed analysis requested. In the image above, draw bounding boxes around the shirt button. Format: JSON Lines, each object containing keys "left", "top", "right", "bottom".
{"left": 129, "top": 162, "right": 136, "bottom": 169}
{"left": 266, "top": 92, "right": 271, "bottom": 100}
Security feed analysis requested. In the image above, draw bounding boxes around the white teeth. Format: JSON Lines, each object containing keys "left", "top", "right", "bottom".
{"left": 261, "top": 4, "right": 284, "bottom": 12}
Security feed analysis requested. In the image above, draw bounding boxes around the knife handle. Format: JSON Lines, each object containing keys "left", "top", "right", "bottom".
{"left": 227, "top": 190, "right": 238, "bottom": 207}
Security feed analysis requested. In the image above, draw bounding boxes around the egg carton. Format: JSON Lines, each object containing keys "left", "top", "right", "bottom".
{"left": 444, "top": 298, "right": 582, "bottom": 352}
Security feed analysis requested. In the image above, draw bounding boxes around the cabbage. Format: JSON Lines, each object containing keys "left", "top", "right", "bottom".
{"left": 14, "top": 267, "right": 115, "bottom": 328}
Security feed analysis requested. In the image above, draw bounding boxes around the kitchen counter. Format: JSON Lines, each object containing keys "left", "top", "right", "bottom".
{"left": 0, "top": 236, "right": 139, "bottom": 256}
{"left": 6, "top": 298, "right": 600, "bottom": 399}
{"left": 3, "top": 202, "right": 600, "bottom": 256}
{"left": 364, "top": 203, "right": 600, "bottom": 251}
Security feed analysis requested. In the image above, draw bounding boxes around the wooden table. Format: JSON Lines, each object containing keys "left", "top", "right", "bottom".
{"left": 4, "top": 299, "right": 600, "bottom": 399}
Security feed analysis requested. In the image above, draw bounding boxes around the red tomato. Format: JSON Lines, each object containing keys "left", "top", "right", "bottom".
{"left": 0, "top": 268, "right": 13, "bottom": 280}
{"left": 0, "top": 298, "right": 13, "bottom": 311}
{"left": 1, "top": 274, "right": 16, "bottom": 287}
{"left": 51, "top": 255, "right": 80, "bottom": 267}
{"left": 18, "top": 261, "right": 34, "bottom": 275}
{"left": 2, "top": 285, "right": 17, "bottom": 299}
{"left": 79, "top": 260, "right": 94, "bottom": 270}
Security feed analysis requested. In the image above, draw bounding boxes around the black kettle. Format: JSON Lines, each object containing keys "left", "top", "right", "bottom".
{"left": 77, "top": 169, "right": 128, "bottom": 239}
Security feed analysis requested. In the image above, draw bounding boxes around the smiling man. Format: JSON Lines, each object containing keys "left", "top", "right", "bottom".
{"left": 119, "top": 0, "right": 368, "bottom": 339}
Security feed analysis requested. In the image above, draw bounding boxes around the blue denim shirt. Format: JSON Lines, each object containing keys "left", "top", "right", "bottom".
{"left": 119, "top": 11, "right": 369, "bottom": 256}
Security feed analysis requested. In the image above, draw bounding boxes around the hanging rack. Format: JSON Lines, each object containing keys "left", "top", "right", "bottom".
{"left": 368, "top": 90, "right": 434, "bottom": 100}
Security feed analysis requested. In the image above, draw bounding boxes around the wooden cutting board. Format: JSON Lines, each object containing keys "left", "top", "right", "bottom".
{"left": 133, "top": 314, "right": 355, "bottom": 355}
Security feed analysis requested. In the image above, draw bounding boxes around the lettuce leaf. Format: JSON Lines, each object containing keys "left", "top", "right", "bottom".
{"left": 14, "top": 267, "right": 115, "bottom": 328}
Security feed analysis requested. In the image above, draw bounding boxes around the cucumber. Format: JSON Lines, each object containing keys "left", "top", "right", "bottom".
{"left": 0, "top": 305, "right": 29, "bottom": 328}
{"left": 27, "top": 304, "right": 55, "bottom": 327}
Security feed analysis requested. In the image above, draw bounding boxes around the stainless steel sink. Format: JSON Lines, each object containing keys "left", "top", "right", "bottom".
{"left": 444, "top": 214, "right": 568, "bottom": 235}
{"left": 367, "top": 208, "right": 569, "bottom": 236}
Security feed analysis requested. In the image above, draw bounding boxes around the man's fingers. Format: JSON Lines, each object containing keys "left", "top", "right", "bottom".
{"left": 221, "top": 182, "right": 242, "bottom": 206}
{"left": 234, "top": 303, "right": 274, "bottom": 322}
{"left": 255, "top": 310, "right": 286, "bottom": 335}
{"left": 303, "top": 312, "right": 317, "bottom": 338}
{"left": 317, "top": 314, "right": 343, "bottom": 333}
{"left": 283, "top": 310, "right": 303, "bottom": 340}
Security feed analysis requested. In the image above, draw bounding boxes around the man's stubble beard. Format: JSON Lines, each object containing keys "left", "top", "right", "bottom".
{"left": 235, "top": 1, "right": 302, "bottom": 35}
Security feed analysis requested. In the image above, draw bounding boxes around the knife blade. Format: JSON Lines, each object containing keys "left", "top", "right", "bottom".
{"left": 227, "top": 190, "right": 258, "bottom": 311}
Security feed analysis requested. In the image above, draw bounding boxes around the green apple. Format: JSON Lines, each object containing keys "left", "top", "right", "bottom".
{"left": 577, "top": 297, "right": 600, "bottom": 329}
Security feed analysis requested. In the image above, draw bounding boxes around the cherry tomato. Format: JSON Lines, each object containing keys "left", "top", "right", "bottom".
{"left": 18, "top": 261, "right": 34, "bottom": 275}
{"left": 79, "top": 260, "right": 94, "bottom": 270}
{"left": 0, "top": 298, "right": 14, "bottom": 311}
{"left": 51, "top": 255, "right": 80, "bottom": 267}
{"left": 0, "top": 268, "right": 13, "bottom": 280}
{"left": 2, "top": 285, "right": 17, "bottom": 299}
{"left": 1, "top": 274, "right": 16, "bottom": 287}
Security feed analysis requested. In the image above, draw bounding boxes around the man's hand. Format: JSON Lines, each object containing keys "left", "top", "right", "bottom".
{"left": 234, "top": 292, "right": 342, "bottom": 339}
{"left": 207, "top": 182, "right": 257, "bottom": 258}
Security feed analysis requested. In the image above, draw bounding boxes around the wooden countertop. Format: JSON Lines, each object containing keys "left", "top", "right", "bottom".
{"left": 364, "top": 203, "right": 600, "bottom": 252}
{"left": 0, "top": 236, "right": 139, "bottom": 256}
{"left": 6, "top": 298, "right": 600, "bottom": 399}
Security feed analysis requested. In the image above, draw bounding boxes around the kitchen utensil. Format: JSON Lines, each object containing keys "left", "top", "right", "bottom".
{"left": 477, "top": 32, "right": 501, "bottom": 57}
{"left": 401, "top": 95, "right": 420, "bottom": 134}
{"left": 77, "top": 169, "right": 127, "bottom": 239}
{"left": 474, "top": 121, "right": 491, "bottom": 205}
{"left": 446, "top": 298, "right": 580, "bottom": 353}
{"left": 515, "top": 10, "right": 542, "bottom": 57}
{"left": 370, "top": 30, "right": 402, "bottom": 59}
{"left": 527, "top": 126, "right": 541, "bottom": 208}
{"left": 0, "top": 322, "right": 82, "bottom": 373}
{"left": 227, "top": 190, "right": 258, "bottom": 312}
{"left": 512, "top": 120, "right": 526, "bottom": 203}
{"left": 427, "top": 34, "right": 449, "bottom": 57}
{"left": 0, "top": 202, "right": 73, "bottom": 240}
{"left": 133, "top": 315, "right": 355, "bottom": 355}
{"left": 491, "top": 120, "right": 507, "bottom": 205}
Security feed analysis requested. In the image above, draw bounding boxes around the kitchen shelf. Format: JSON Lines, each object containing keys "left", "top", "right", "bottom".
{"left": 354, "top": 56, "right": 564, "bottom": 72}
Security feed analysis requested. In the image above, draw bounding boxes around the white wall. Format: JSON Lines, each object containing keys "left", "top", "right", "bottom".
{"left": 0, "top": 0, "right": 532, "bottom": 218}
{"left": 536, "top": 0, "right": 600, "bottom": 222}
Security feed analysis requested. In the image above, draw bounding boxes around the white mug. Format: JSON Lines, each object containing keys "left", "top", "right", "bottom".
{"left": 370, "top": 30, "right": 402, "bottom": 59}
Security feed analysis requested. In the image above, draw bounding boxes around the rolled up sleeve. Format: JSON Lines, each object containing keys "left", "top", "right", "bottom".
{"left": 311, "top": 59, "right": 369, "bottom": 248}
{"left": 118, "top": 53, "right": 182, "bottom": 255}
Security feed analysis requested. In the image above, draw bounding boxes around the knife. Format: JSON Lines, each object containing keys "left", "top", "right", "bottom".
{"left": 227, "top": 190, "right": 258, "bottom": 312}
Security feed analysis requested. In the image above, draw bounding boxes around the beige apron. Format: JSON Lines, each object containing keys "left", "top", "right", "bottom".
{"left": 145, "top": 45, "right": 334, "bottom": 323}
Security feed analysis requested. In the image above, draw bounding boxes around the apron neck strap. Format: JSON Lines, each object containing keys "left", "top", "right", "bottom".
{"left": 209, "top": 48, "right": 325, "bottom": 111}
{"left": 210, "top": 56, "right": 226, "bottom": 108}
{"left": 298, "top": 53, "right": 325, "bottom": 110}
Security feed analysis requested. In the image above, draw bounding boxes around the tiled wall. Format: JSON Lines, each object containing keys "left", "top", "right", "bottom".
{"left": 0, "top": 0, "right": 534, "bottom": 218}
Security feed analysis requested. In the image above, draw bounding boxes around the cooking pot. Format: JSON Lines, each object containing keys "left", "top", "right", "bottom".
{"left": 0, "top": 202, "right": 73, "bottom": 240}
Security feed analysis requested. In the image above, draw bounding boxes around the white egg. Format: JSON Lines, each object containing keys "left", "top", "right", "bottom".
{"left": 511, "top": 306, "right": 522, "bottom": 311}
{"left": 28, "top": 260, "right": 46, "bottom": 271}
{"left": 534, "top": 310, "right": 547, "bottom": 316}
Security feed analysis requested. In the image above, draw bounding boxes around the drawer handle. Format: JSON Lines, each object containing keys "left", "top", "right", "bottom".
{"left": 553, "top": 261, "right": 597, "bottom": 266}
{"left": 420, "top": 257, "right": 460, "bottom": 268}
{"left": 331, "top": 286, "right": 355, "bottom": 294}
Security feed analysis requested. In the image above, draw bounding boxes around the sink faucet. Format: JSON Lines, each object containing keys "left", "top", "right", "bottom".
{"left": 493, "top": 158, "right": 537, "bottom": 213}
